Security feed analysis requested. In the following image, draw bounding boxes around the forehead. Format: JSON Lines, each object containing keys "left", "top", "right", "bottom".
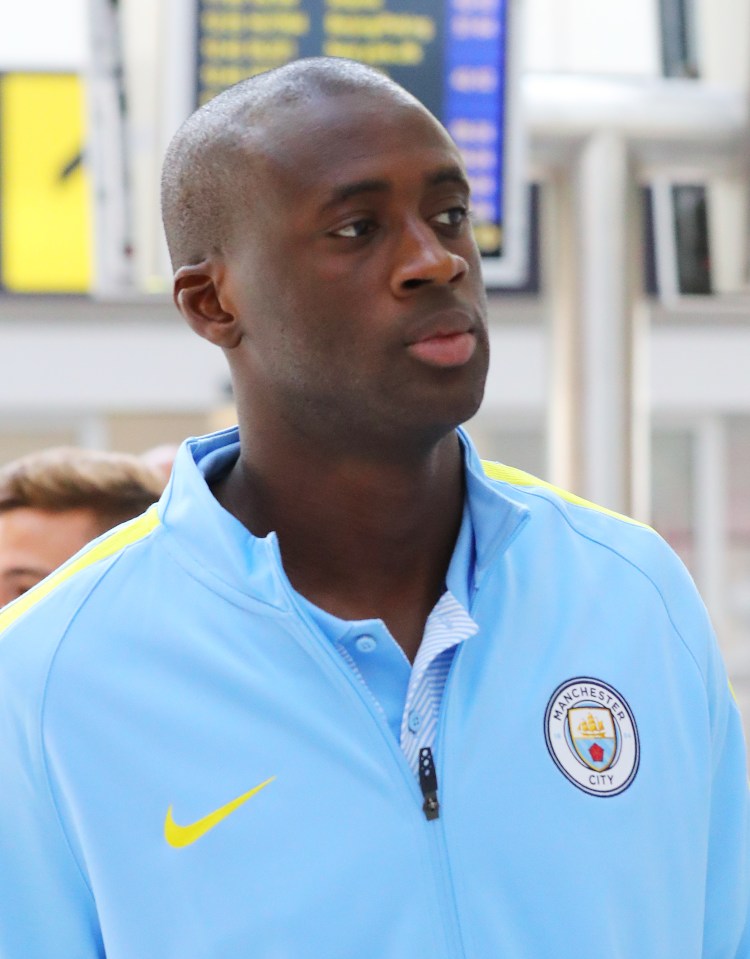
{"left": 0, "top": 507, "right": 97, "bottom": 560}
{"left": 244, "top": 91, "right": 465, "bottom": 206}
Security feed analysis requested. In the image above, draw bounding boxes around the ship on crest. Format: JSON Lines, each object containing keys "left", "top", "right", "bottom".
{"left": 576, "top": 713, "right": 606, "bottom": 738}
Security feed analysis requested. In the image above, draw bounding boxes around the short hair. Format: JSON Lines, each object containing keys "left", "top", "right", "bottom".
{"left": 0, "top": 448, "right": 165, "bottom": 533}
{"left": 160, "top": 57, "right": 421, "bottom": 271}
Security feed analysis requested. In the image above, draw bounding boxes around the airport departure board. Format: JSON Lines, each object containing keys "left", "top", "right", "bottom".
{"left": 194, "top": 0, "right": 522, "bottom": 275}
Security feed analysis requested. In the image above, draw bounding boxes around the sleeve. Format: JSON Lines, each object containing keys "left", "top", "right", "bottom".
{"left": 630, "top": 526, "right": 750, "bottom": 957}
{"left": 701, "top": 636, "right": 750, "bottom": 959}
{"left": 0, "top": 636, "right": 105, "bottom": 958}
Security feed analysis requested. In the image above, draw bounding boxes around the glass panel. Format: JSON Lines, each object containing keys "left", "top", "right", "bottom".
{"left": 672, "top": 184, "right": 712, "bottom": 295}
{"left": 658, "top": 0, "right": 699, "bottom": 78}
{"left": 641, "top": 183, "right": 712, "bottom": 297}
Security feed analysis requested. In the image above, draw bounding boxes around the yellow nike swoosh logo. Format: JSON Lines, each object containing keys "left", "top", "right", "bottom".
{"left": 164, "top": 777, "right": 275, "bottom": 848}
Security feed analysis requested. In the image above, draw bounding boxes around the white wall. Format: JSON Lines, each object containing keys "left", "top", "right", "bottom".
{"left": 698, "top": 0, "right": 750, "bottom": 87}
{"left": 0, "top": 0, "right": 87, "bottom": 70}
{"left": 699, "top": 0, "right": 750, "bottom": 292}
{"left": 524, "top": 0, "right": 661, "bottom": 75}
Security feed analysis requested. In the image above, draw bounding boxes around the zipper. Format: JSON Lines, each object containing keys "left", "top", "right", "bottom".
{"left": 276, "top": 562, "right": 468, "bottom": 957}
{"left": 419, "top": 747, "right": 440, "bottom": 820}
{"left": 299, "top": 615, "right": 469, "bottom": 958}
{"left": 423, "top": 641, "right": 469, "bottom": 958}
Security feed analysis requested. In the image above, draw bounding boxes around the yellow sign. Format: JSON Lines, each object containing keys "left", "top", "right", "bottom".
{"left": 0, "top": 73, "right": 92, "bottom": 292}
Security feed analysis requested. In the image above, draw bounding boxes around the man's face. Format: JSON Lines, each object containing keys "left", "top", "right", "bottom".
{"left": 219, "top": 90, "right": 490, "bottom": 455}
{"left": 0, "top": 507, "right": 100, "bottom": 606}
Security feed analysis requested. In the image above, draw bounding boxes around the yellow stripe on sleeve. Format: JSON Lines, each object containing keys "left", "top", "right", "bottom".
{"left": 0, "top": 506, "right": 161, "bottom": 634}
{"left": 481, "top": 461, "right": 650, "bottom": 529}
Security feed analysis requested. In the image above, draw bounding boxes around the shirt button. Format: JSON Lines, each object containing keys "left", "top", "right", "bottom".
{"left": 355, "top": 635, "right": 377, "bottom": 653}
{"left": 408, "top": 710, "right": 422, "bottom": 733}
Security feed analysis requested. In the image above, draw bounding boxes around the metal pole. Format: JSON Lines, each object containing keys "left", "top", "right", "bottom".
{"left": 84, "top": 0, "right": 134, "bottom": 295}
{"left": 547, "top": 130, "right": 648, "bottom": 518}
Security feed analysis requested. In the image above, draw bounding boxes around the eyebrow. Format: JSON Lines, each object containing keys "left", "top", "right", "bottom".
{"left": 3, "top": 566, "right": 50, "bottom": 580}
{"left": 425, "top": 166, "right": 471, "bottom": 192}
{"left": 319, "top": 178, "right": 389, "bottom": 213}
{"left": 319, "top": 165, "right": 471, "bottom": 213}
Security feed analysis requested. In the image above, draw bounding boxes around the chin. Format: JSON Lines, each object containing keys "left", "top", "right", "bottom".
{"left": 407, "top": 389, "right": 487, "bottom": 447}
{"left": 434, "top": 368, "right": 488, "bottom": 429}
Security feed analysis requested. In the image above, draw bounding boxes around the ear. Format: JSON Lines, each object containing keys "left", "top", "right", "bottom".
{"left": 173, "top": 260, "right": 242, "bottom": 349}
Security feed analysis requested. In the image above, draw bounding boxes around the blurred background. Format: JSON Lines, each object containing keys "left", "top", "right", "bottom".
{"left": 1, "top": 0, "right": 749, "bottom": 729}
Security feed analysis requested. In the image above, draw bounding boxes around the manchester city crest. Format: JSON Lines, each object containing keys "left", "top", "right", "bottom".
{"left": 544, "top": 677, "right": 639, "bottom": 797}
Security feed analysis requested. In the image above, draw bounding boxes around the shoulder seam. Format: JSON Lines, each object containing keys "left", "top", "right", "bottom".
{"left": 486, "top": 469, "right": 708, "bottom": 690}
{"left": 0, "top": 505, "right": 161, "bottom": 636}
{"left": 480, "top": 460, "right": 651, "bottom": 529}
{"left": 9, "top": 510, "right": 162, "bottom": 898}
{"left": 35, "top": 547, "right": 134, "bottom": 902}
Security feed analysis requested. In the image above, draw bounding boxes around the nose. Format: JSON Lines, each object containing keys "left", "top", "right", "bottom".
{"left": 390, "top": 219, "right": 469, "bottom": 296}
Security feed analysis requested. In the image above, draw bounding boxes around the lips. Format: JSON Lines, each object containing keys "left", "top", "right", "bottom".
{"left": 405, "top": 309, "right": 478, "bottom": 369}
{"left": 407, "top": 331, "right": 477, "bottom": 368}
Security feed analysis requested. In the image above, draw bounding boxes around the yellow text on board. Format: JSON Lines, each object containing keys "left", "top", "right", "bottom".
{"left": 1, "top": 73, "right": 92, "bottom": 292}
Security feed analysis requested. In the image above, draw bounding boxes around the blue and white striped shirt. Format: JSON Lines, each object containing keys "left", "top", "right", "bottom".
{"left": 399, "top": 590, "right": 478, "bottom": 773}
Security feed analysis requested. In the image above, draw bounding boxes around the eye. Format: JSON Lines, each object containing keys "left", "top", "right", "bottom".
{"left": 329, "top": 218, "right": 377, "bottom": 239}
{"left": 432, "top": 206, "right": 471, "bottom": 229}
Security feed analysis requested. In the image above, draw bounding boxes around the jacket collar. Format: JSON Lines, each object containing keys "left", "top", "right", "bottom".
{"left": 456, "top": 426, "right": 530, "bottom": 589}
{"left": 158, "top": 426, "right": 529, "bottom": 601}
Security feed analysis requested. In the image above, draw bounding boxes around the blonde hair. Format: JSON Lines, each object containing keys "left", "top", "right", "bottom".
{"left": 0, "top": 447, "right": 165, "bottom": 534}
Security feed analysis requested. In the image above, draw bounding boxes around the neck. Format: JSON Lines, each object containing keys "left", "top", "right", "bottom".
{"left": 212, "top": 426, "right": 466, "bottom": 661}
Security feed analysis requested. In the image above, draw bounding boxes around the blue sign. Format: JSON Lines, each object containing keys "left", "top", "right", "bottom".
{"left": 194, "top": 0, "right": 520, "bottom": 270}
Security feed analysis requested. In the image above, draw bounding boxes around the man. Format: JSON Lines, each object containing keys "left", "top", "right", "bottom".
{"left": 0, "top": 446, "right": 164, "bottom": 607}
{"left": 0, "top": 58, "right": 747, "bottom": 958}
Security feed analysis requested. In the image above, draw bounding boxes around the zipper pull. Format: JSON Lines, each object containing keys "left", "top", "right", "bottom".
{"left": 418, "top": 747, "right": 440, "bottom": 821}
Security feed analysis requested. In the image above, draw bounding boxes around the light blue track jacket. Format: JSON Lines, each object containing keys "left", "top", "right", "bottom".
{"left": 0, "top": 427, "right": 748, "bottom": 958}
